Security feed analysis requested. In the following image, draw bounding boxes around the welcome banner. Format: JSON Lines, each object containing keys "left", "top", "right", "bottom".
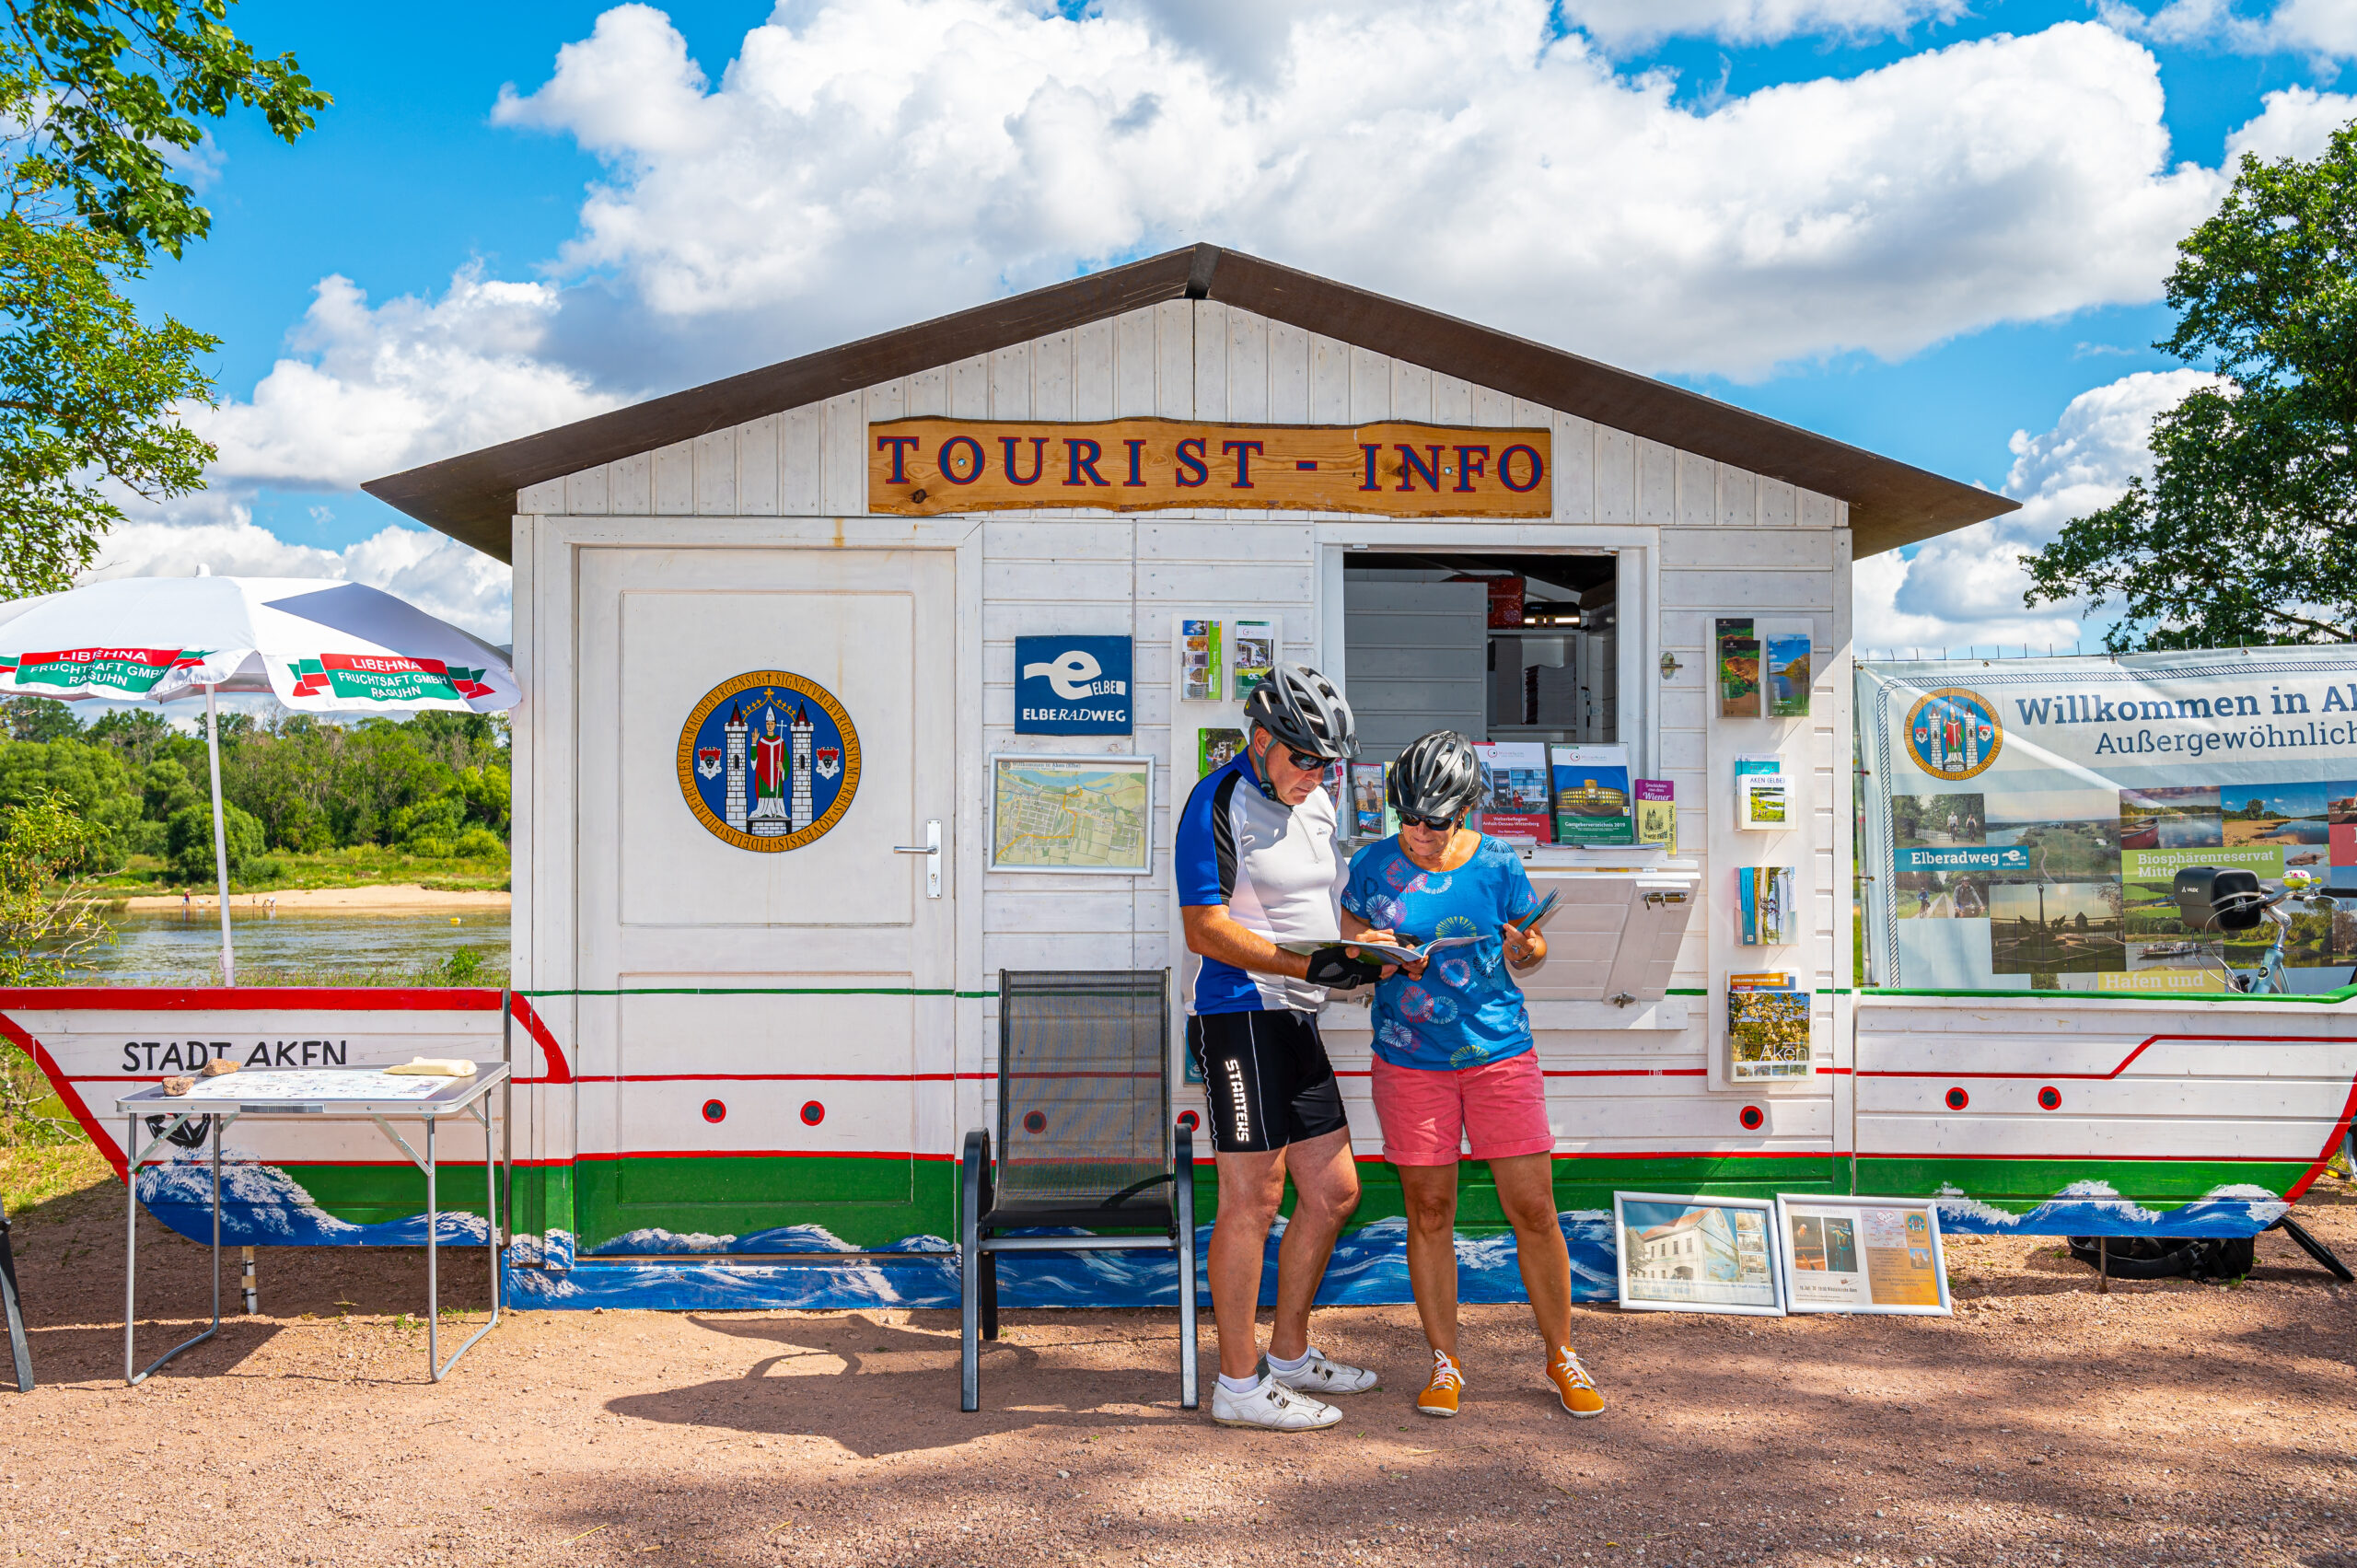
{"left": 1856, "top": 648, "right": 2357, "bottom": 994}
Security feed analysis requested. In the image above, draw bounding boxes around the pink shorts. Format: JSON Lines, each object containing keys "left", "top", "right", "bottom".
{"left": 1369, "top": 1050, "right": 1553, "bottom": 1166}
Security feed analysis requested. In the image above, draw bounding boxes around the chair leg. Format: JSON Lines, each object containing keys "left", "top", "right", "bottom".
{"left": 960, "top": 1130, "right": 985, "bottom": 1412}
{"left": 1175, "top": 1125, "right": 1199, "bottom": 1411}
{"left": 981, "top": 1248, "right": 999, "bottom": 1342}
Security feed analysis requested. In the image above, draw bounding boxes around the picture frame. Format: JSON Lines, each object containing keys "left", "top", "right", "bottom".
{"left": 988, "top": 752, "right": 1155, "bottom": 875}
{"left": 1774, "top": 1195, "right": 1953, "bottom": 1316}
{"left": 1612, "top": 1191, "right": 1786, "bottom": 1316}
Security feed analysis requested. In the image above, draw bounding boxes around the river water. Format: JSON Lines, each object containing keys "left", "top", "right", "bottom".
{"left": 76, "top": 909, "right": 512, "bottom": 986}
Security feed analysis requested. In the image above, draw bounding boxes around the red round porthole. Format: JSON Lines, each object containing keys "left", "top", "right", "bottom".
{"left": 1023, "top": 1110, "right": 1047, "bottom": 1135}
{"left": 1945, "top": 1086, "right": 1969, "bottom": 1111}
{"left": 799, "top": 1100, "right": 826, "bottom": 1126}
{"left": 1176, "top": 1110, "right": 1200, "bottom": 1132}
{"left": 1738, "top": 1105, "right": 1764, "bottom": 1132}
{"left": 2038, "top": 1086, "right": 2061, "bottom": 1110}
{"left": 702, "top": 1098, "right": 726, "bottom": 1123}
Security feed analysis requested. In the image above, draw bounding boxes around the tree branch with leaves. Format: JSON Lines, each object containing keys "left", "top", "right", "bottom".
{"left": 2025, "top": 119, "right": 2357, "bottom": 652}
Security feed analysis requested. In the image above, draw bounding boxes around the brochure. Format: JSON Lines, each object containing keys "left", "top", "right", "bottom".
{"left": 1475, "top": 740, "right": 1553, "bottom": 842}
{"left": 1180, "top": 619, "right": 1222, "bottom": 703}
{"left": 1761, "top": 621, "right": 1812, "bottom": 718}
{"left": 1197, "top": 726, "right": 1246, "bottom": 778}
{"left": 1738, "top": 866, "right": 1794, "bottom": 945}
{"left": 1735, "top": 753, "right": 1784, "bottom": 831}
{"left": 1348, "top": 761, "right": 1390, "bottom": 838}
{"left": 1279, "top": 933, "right": 1484, "bottom": 966}
{"left": 1634, "top": 779, "right": 1677, "bottom": 853}
{"left": 1728, "top": 972, "right": 1811, "bottom": 1080}
{"left": 1511, "top": 888, "right": 1561, "bottom": 931}
{"left": 1231, "top": 620, "right": 1276, "bottom": 700}
{"left": 1716, "top": 617, "right": 1761, "bottom": 718}
{"left": 1550, "top": 743, "right": 1632, "bottom": 844}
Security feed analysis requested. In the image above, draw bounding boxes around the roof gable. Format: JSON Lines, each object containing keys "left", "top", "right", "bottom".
{"left": 363, "top": 244, "right": 2011, "bottom": 561}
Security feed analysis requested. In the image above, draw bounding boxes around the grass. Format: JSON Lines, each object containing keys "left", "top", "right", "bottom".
{"left": 1, "top": 1139, "right": 110, "bottom": 1220}
{"left": 90, "top": 843, "right": 509, "bottom": 897}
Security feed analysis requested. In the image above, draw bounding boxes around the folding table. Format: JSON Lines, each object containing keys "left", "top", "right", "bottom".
{"left": 115, "top": 1063, "right": 510, "bottom": 1386}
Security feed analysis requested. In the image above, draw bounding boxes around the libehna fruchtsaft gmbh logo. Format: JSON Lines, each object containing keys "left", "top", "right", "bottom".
{"left": 677, "top": 670, "right": 860, "bottom": 853}
{"left": 1905, "top": 687, "right": 2003, "bottom": 781}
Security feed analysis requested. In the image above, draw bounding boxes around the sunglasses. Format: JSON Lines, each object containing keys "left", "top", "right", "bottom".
{"left": 1282, "top": 748, "right": 1331, "bottom": 772}
{"left": 1398, "top": 812, "right": 1460, "bottom": 831}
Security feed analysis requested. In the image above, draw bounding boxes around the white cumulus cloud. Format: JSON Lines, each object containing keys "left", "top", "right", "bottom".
{"left": 2107, "top": 0, "right": 2357, "bottom": 63}
{"left": 192, "top": 265, "right": 622, "bottom": 493}
{"left": 80, "top": 496, "right": 513, "bottom": 644}
{"left": 491, "top": 4, "right": 2224, "bottom": 381}
{"left": 1854, "top": 368, "right": 2221, "bottom": 655}
{"left": 2223, "top": 84, "right": 2357, "bottom": 161}
{"left": 1559, "top": 0, "right": 1968, "bottom": 48}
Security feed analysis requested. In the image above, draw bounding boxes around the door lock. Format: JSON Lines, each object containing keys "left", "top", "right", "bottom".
{"left": 892, "top": 819, "right": 943, "bottom": 899}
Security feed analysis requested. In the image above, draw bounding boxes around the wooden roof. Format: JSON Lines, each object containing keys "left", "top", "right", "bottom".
{"left": 364, "top": 244, "right": 2013, "bottom": 561}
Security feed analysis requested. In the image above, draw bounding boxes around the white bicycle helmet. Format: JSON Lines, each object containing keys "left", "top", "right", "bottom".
{"left": 1387, "top": 730, "right": 1483, "bottom": 822}
{"left": 1241, "top": 662, "right": 1360, "bottom": 761}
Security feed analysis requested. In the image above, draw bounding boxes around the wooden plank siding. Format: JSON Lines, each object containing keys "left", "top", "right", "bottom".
{"left": 517, "top": 298, "right": 1851, "bottom": 1146}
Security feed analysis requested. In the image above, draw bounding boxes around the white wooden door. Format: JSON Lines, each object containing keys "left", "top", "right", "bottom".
{"left": 572, "top": 547, "right": 957, "bottom": 1247}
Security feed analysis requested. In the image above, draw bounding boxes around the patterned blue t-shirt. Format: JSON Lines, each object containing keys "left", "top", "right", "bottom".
{"left": 1341, "top": 833, "right": 1541, "bottom": 1073}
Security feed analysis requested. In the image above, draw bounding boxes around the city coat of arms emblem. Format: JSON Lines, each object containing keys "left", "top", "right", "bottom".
{"left": 676, "top": 670, "right": 861, "bottom": 852}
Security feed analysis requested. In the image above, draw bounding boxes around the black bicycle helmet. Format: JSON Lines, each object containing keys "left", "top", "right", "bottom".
{"left": 1241, "top": 662, "right": 1360, "bottom": 761}
{"left": 1387, "top": 730, "right": 1483, "bottom": 822}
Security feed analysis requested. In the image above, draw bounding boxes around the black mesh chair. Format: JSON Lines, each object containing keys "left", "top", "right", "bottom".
{"left": 960, "top": 970, "right": 1197, "bottom": 1411}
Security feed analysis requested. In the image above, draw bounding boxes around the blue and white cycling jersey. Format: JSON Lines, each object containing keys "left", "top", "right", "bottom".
{"left": 1175, "top": 748, "right": 1341, "bottom": 1016}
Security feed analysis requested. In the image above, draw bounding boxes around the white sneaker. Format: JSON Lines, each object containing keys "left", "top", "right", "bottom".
{"left": 1211, "top": 1375, "right": 1342, "bottom": 1431}
{"left": 1267, "top": 1347, "right": 1379, "bottom": 1396}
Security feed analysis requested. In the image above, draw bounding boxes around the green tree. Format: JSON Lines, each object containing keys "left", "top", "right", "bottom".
{"left": 0, "top": 2, "right": 329, "bottom": 594}
{"left": 0, "top": 787, "right": 107, "bottom": 985}
{"left": 165, "top": 796, "right": 259, "bottom": 882}
{"left": 2024, "top": 120, "right": 2357, "bottom": 650}
{"left": 2, "top": 694, "right": 80, "bottom": 740}
{"left": 0, "top": 735, "right": 138, "bottom": 866}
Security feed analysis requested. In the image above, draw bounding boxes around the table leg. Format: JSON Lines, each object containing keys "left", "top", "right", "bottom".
{"left": 429, "top": 1102, "right": 503, "bottom": 1382}
{"left": 125, "top": 1110, "right": 226, "bottom": 1387}
{"left": 425, "top": 1114, "right": 438, "bottom": 1376}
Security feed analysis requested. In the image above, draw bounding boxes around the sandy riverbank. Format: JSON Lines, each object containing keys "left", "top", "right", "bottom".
{"left": 115, "top": 883, "right": 510, "bottom": 912}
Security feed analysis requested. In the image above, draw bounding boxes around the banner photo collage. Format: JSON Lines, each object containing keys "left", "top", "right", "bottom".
{"left": 1856, "top": 648, "right": 2357, "bottom": 994}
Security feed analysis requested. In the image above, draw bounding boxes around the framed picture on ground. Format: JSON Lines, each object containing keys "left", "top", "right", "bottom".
{"left": 1774, "top": 1195, "right": 1952, "bottom": 1316}
{"left": 1613, "top": 1191, "right": 1786, "bottom": 1317}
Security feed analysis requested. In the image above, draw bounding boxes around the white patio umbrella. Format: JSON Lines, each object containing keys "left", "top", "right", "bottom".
{"left": 0, "top": 575, "right": 519, "bottom": 983}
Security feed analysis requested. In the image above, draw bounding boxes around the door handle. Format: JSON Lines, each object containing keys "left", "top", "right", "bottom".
{"left": 892, "top": 819, "right": 943, "bottom": 899}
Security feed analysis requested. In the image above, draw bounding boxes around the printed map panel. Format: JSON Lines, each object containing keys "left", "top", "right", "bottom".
{"left": 992, "top": 759, "right": 1151, "bottom": 872}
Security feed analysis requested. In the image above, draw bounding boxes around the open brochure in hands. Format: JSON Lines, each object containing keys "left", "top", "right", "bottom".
{"left": 1278, "top": 934, "right": 1484, "bottom": 966}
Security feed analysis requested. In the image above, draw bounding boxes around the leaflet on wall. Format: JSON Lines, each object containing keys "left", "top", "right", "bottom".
{"left": 1475, "top": 741, "right": 1553, "bottom": 841}
{"left": 1760, "top": 621, "right": 1813, "bottom": 719}
{"left": 1348, "top": 761, "right": 1391, "bottom": 838}
{"left": 1728, "top": 971, "right": 1810, "bottom": 1079}
{"left": 1231, "top": 620, "right": 1276, "bottom": 700}
{"left": 1739, "top": 866, "right": 1794, "bottom": 945}
{"left": 1735, "top": 755, "right": 1787, "bottom": 831}
{"left": 1716, "top": 618, "right": 1762, "bottom": 718}
{"left": 1198, "top": 726, "right": 1247, "bottom": 778}
{"left": 1179, "top": 619, "right": 1222, "bottom": 703}
{"left": 1549, "top": 744, "right": 1632, "bottom": 844}
{"left": 1634, "top": 780, "right": 1677, "bottom": 852}
{"left": 1856, "top": 648, "right": 2357, "bottom": 995}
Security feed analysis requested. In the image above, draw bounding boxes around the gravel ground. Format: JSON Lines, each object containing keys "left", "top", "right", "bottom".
{"left": 5, "top": 1175, "right": 2356, "bottom": 1568}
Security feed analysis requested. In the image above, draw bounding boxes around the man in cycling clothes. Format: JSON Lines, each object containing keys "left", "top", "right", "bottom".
{"left": 1178, "top": 663, "right": 1390, "bottom": 1432}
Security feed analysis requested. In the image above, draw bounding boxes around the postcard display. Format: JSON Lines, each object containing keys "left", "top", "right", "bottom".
{"left": 1856, "top": 647, "right": 2357, "bottom": 993}
{"left": 1715, "top": 619, "right": 1819, "bottom": 1083}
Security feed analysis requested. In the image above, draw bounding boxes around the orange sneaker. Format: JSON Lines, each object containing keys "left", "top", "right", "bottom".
{"left": 1415, "top": 1348, "right": 1464, "bottom": 1418}
{"left": 1547, "top": 1344, "right": 1604, "bottom": 1418}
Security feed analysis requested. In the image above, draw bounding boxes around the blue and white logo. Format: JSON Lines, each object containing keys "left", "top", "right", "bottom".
{"left": 1016, "top": 634, "right": 1132, "bottom": 735}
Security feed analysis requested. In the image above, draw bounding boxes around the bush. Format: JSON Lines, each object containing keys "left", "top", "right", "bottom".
{"left": 391, "top": 791, "right": 465, "bottom": 854}
{"left": 166, "top": 801, "right": 264, "bottom": 883}
{"left": 453, "top": 827, "right": 503, "bottom": 860}
{"left": 124, "top": 818, "right": 167, "bottom": 858}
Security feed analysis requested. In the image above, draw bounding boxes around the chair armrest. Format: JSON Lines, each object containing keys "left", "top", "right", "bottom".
{"left": 961, "top": 1128, "right": 994, "bottom": 1233}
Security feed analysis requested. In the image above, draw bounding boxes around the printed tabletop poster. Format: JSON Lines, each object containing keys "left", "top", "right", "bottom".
{"left": 1783, "top": 1202, "right": 1944, "bottom": 1311}
{"left": 1856, "top": 648, "right": 2357, "bottom": 994}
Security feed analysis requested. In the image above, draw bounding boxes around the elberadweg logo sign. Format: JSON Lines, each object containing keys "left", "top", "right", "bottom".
{"left": 1016, "top": 634, "right": 1132, "bottom": 735}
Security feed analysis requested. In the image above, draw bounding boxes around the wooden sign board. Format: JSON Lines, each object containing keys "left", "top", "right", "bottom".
{"left": 868, "top": 419, "right": 1551, "bottom": 517}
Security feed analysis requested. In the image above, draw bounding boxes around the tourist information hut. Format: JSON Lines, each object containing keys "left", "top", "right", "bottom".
{"left": 15, "top": 245, "right": 2354, "bottom": 1310}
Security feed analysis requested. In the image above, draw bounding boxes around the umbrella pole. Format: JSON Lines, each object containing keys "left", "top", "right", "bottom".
{"left": 203, "top": 682, "right": 235, "bottom": 986}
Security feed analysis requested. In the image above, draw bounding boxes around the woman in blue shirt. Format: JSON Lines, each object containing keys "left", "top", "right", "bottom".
{"left": 1339, "top": 730, "right": 1602, "bottom": 1422}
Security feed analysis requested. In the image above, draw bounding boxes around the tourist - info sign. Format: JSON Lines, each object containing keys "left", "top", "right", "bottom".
{"left": 869, "top": 420, "right": 1551, "bottom": 517}
{"left": 1016, "top": 634, "right": 1132, "bottom": 735}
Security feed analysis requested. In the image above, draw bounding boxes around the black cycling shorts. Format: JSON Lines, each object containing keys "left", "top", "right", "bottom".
{"left": 1187, "top": 1009, "right": 1349, "bottom": 1155}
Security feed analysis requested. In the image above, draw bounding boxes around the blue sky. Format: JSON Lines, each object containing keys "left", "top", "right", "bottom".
{"left": 99, "top": 0, "right": 2357, "bottom": 648}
